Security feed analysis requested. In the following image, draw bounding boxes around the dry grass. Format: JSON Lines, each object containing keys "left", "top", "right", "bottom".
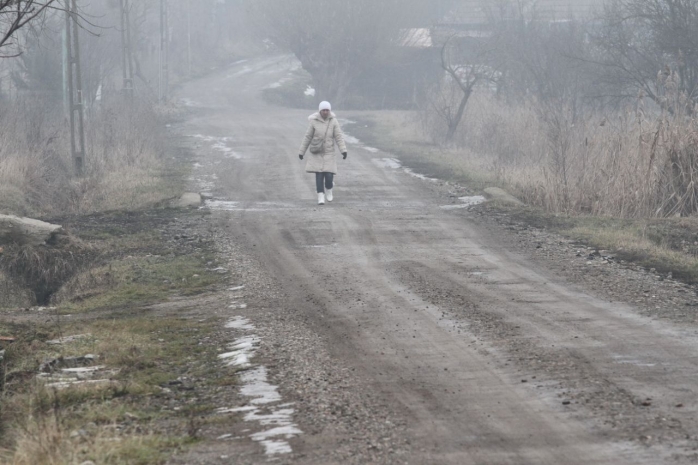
{"left": 567, "top": 222, "right": 698, "bottom": 276}
{"left": 0, "top": 271, "right": 31, "bottom": 308}
{"left": 0, "top": 236, "right": 98, "bottom": 305}
{"left": 9, "top": 420, "right": 186, "bottom": 465}
{"left": 0, "top": 316, "right": 216, "bottom": 465}
{"left": 0, "top": 98, "right": 180, "bottom": 305}
{"left": 0, "top": 208, "right": 226, "bottom": 462}
{"left": 0, "top": 98, "right": 177, "bottom": 218}
{"left": 418, "top": 71, "right": 698, "bottom": 219}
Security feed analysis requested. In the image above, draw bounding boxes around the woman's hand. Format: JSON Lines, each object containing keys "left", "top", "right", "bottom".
{"left": 299, "top": 154, "right": 304, "bottom": 160}
{"left": 342, "top": 152, "right": 348, "bottom": 160}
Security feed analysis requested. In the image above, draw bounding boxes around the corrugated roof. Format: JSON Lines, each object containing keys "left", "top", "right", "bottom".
{"left": 443, "top": 0, "right": 604, "bottom": 25}
{"left": 399, "top": 28, "right": 434, "bottom": 48}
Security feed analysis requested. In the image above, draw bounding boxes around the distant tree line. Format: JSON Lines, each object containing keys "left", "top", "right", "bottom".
{"left": 248, "top": 0, "right": 698, "bottom": 140}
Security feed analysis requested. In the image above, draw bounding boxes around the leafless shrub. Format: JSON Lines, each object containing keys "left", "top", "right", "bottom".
{"left": 0, "top": 99, "right": 72, "bottom": 216}
{"left": 444, "top": 69, "right": 698, "bottom": 219}
{"left": 649, "top": 72, "right": 698, "bottom": 217}
{"left": 0, "top": 96, "right": 169, "bottom": 217}
{"left": 591, "top": 0, "right": 698, "bottom": 108}
{"left": 247, "top": 0, "right": 440, "bottom": 104}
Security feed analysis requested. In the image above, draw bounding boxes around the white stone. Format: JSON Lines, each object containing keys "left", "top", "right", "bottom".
{"left": 176, "top": 193, "right": 203, "bottom": 208}
{"left": 0, "top": 214, "right": 63, "bottom": 246}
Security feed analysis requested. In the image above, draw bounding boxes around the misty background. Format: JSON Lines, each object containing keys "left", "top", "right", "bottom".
{"left": 1, "top": 0, "right": 697, "bottom": 219}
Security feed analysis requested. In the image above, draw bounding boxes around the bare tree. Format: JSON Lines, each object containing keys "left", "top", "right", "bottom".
{"left": 247, "top": 0, "right": 435, "bottom": 104}
{"left": 483, "top": 0, "right": 595, "bottom": 110}
{"left": 427, "top": 35, "right": 497, "bottom": 143}
{"left": 0, "top": 0, "right": 58, "bottom": 57}
{"left": 590, "top": 0, "right": 698, "bottom": 107}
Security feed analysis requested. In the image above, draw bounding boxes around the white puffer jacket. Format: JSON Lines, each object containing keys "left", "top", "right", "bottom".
{"left": 299, "top": 112, "right": 347, "bottom": 174}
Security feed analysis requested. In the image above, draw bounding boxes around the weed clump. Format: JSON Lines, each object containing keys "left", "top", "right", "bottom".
{"left": 0, "top": 236, "right": 97, "bottom": 305}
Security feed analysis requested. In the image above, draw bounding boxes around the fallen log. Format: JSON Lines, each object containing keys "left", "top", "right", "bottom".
{"left": 0, "top": 214, "right": 63, "bottom": 246}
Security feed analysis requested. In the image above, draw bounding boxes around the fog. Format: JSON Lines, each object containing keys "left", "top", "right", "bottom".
{"left": 2, "top": 0, "right": 698, "bottom": 217}
{"left": 4, "top": 3, "right": 698, "bottom": 461}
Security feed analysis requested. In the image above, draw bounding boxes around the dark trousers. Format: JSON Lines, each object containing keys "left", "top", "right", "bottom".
{"left": 315, "top": 172, "right": 334, "bottom": 193}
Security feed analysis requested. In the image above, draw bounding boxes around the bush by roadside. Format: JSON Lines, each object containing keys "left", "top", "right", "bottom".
{"left": 420, "top": 72, "right": 698, "bottom": 219}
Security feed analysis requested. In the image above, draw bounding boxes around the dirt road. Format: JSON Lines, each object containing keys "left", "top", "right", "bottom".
{"left": 173, "top": 55, "right": 698, "bottom": 464}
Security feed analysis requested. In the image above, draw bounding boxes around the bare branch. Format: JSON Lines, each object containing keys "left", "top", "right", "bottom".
{"left": 0, "top": 0, "right": 63, "bottom": 55}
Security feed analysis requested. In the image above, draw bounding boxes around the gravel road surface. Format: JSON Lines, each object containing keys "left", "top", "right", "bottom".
{"left": 171, "top": 55, "right": 698, "bottom": 464}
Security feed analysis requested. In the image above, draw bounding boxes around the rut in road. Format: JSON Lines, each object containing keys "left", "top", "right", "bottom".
{"left": 174, "top": 55, "right": 698, "bottom": 464}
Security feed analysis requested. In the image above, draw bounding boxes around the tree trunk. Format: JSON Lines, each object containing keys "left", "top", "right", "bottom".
{"left": 446, "top": 88, "right": 472, "bottom": 143}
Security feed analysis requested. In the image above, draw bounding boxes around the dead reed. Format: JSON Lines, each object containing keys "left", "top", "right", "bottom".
{"left": 428, "top": 72, "right": 698, "bottom": 219}
{"left": 0, "top": 97, "right": 171, "bottom": 218}
{"left": 0, "top": 236, "right": 97, "bottom": 305}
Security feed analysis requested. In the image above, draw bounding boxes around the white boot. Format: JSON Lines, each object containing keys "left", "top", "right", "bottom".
{"left": 326, "top": 189, "right": 333, "bottom": 202}
{"left": 318, "top": 193, "right": 325, "bottom": 205}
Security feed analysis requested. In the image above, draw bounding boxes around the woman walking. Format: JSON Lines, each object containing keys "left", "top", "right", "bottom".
{"left": 299, "top": 101, "right": 348, "bottom": 205}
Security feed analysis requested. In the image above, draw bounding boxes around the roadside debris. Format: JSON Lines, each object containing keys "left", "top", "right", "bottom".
{"left": 40, "top": 354, "right": 100, "bottom": 373}
{"left": 37, "top": 354, "right": 117, "bottom": 390}
{"left": 46, "top": 334, "right": 92, "bottom": 345}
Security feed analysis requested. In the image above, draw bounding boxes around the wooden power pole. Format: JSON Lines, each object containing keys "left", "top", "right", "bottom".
{"left": 159, "top": 0, "right": 169, "bottom": 102}
{"left": 119, "top": 0, "right": 134, "bottom": 100}
{"left": 65, "top": 0, "right": 86, "bottom": 175}
{"left": 187, "top": 0, "right": 192, "bottom": 77}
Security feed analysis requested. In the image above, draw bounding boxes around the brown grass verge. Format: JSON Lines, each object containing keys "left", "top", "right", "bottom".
{"left": 0, "top": 209, "right": 227, "bottom": 464}
{"left": 0, "top": 98, "right": 179, "bottom": 218}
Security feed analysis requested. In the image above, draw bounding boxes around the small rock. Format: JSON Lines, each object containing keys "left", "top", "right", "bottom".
{"left": 176, "top": 193, "right": 203, "bottom": 208}
{"left": 0, "top": 214, "right": 63, "bottom": 246}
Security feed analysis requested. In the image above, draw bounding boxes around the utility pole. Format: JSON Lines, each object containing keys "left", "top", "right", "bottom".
{"left": 65, "top": 0, "right": 86, "bottom": 175}
{"left": 62, "top": 25, "right": 68, "bottom": 113}
{"left": 119, "top": 0, "right": 134, "bottom": 100}
{"left": 159, "top": 0, "right": 169, "bottom": 102}
{"left": 187, "top": 0, "right": 192, "bottom": 77}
